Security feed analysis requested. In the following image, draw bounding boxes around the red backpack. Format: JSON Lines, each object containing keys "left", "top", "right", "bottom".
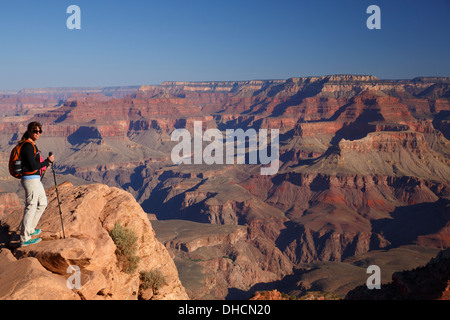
{"left": 8, "top": 140, "right": 37, "bottom": 179}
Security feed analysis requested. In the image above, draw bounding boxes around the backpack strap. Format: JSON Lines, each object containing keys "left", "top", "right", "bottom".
{"left": 26, "top": 139, "right": 37, "bottom": 155}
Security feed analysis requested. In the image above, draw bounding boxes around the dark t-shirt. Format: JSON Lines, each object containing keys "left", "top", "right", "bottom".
{"left": 20, "top": 142, "right": 50, "bottom": 176}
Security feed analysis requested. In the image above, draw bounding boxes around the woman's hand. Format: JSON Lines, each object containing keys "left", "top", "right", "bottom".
{"left": 48, "top": 154, "right": 55, "bottom": 163}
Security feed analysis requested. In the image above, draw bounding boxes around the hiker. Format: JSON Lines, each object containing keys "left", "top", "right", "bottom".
{"left": 18, "top": 122, "right": 54, "bottom": 247}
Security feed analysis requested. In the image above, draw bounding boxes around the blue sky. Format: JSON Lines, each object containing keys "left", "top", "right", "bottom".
{"left": 0, "top": 0, "right": 449, "bottom": 90}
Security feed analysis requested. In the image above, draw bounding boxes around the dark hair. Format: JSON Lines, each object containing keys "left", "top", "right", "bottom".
{"left": 19, "top": 121, "right": 42, "bottom": 143}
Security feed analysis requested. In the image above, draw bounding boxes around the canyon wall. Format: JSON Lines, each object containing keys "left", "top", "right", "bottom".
{"left": 0, "top": 75, "right": 449, "bottom": 299}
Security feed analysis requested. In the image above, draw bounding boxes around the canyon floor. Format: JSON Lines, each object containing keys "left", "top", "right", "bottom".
{"left": 0, "top": 75, "right": 449, "bottom": 299}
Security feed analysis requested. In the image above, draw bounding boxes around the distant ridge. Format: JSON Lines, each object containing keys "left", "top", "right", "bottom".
{"left": 3, "top": 75, "right": 450, "bottom": 97}
{"left": 0, "top": 90, "right": 19, "bottom": 95}
{"left": 16, "top": 86, "right": 140, "bottom": 98}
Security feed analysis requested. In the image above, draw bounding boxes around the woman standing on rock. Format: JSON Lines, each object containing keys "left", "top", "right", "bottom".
{"left": 18, "top": 122, "right": 54, "bottom": 247}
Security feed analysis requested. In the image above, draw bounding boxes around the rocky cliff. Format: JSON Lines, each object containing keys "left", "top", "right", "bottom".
{"left": 345, "top": 247, "right": 450, "bottom": 300}
{"left": 0, "top": 182, "right": 188, "bottom": 300}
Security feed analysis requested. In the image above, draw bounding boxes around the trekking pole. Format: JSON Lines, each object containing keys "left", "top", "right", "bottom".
{"left": 40, "top": 155, "right": 50, "bottom": 182}
{"left": 49, "top": 152, "right": 66, "bottom": 239}
{"left": 40, "top": 168, "right": 47, "bottom": 181}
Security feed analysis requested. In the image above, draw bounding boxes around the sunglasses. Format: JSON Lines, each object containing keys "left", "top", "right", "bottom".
{"left": 33, "top": 129, "right": 43, "bottom": 134}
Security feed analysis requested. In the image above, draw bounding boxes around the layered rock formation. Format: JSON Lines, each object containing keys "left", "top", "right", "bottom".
{"left": 0, "top": 182, "right": 188, "bottom": 300}
{"left": 151, "top": 219, "right": 292, "bottom": 299}
{"left": 0, "top": 75, "right": 448, "bottom": 299}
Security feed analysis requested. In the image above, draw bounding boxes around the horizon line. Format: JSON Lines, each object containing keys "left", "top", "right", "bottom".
{"left": 2, "top": 74, "right": 450, "bottom": 93}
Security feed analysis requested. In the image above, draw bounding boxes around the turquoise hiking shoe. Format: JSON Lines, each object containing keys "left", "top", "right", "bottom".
{"left": 30, "top": 229, "right": 42, "bottom": 236}
{"left": 21, "top": 238, "right": 42, "bottom": 247}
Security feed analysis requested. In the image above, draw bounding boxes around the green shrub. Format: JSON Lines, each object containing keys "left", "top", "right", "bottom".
{"left": 140, "top": 269, "right": 167, "bottom": 292}
{"left": 110, "top": 222, "right": 140, "bottom": 274}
